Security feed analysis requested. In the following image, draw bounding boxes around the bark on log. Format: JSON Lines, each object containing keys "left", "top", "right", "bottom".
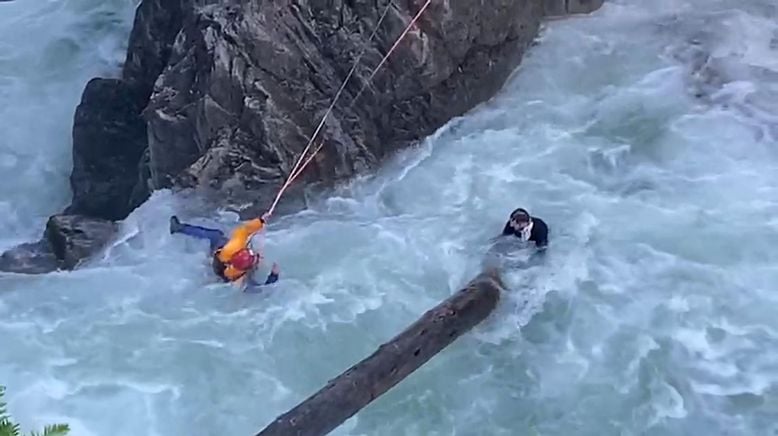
{"left": 256, "top": 269, "right": 506, "bottom": 436}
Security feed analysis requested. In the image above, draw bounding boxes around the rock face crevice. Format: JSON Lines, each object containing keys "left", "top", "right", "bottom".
{"left": 67, "top": 0, "right": 191, "bottom": 221}
{"left": 1, "top": 0, "right": 604, "bottom": 274}
{"left": 144, "top": 0, "right": 553, "bottom": 216}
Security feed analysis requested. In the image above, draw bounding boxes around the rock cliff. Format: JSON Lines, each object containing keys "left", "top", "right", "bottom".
{"left": 0, "top": 0, "right": 604, "bottom": 274}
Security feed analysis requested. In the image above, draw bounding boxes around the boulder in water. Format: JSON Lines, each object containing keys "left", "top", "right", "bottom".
{"left": 0, "top": 215, "right": 117, "bottom": 274}
{"left": 45, "top": 214, "right": 118, "bottom": 270}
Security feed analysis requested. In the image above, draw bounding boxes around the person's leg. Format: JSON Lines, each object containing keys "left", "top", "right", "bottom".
{"left": 170, "top": 216, "right": 228, "bottom": 252}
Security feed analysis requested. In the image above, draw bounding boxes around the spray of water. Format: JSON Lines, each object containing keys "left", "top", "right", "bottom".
{"left": 2, "top": 0, "right": 778, "bottom": 435}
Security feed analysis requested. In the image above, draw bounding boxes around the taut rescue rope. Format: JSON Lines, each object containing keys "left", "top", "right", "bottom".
{"left": 265, "top": 0, "right": 434, "bottom": 216}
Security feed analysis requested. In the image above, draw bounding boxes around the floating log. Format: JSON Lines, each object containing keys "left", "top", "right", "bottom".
{"left": 256, "top": 269, "right": 505, "bottom": 436}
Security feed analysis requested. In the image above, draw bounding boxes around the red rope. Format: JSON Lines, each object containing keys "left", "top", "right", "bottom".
{"left": 266, "top": 0, "right": 434, "bottom": 216}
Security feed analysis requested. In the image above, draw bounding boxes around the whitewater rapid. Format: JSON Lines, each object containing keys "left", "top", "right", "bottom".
{"left": 0, "top": 0, "right": 137, "bottom": 248}
{"left": 2, "top": 0, "right": 778, "bottom": 435}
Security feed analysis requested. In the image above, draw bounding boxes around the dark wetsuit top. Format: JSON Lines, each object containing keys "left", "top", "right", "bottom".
{"left": 502, "top": 216, "right": 549, "bottom": 248}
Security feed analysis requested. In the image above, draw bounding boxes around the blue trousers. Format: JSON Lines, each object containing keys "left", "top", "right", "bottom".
{"left": 174, "top": 223, "right": 228, "bottom": 252}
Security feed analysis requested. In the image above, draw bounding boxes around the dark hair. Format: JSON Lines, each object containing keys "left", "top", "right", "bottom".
{"left": 510, "top": 208, "right": 530, "bottom": 222}
{"left": 211, "top": 252, "right": 228, "bottom": 281}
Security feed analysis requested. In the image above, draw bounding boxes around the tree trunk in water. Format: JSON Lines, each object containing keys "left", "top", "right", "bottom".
{"left": 256, "top": 269, "right": 506, "bottom": 436}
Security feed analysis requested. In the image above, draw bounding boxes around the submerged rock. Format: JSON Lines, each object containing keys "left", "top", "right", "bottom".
{"left": 0, "top": 240, "right": 60, "bottom": 275}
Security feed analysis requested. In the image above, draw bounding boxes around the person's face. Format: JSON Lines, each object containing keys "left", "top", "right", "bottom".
{"left": 510, "top": 216, "right": 530, "bottom": 232}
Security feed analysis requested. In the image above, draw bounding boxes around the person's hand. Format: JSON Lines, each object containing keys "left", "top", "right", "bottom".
{"left": 261, "top": 212, "right": 271, "bottom": 223}
{"left": 271, "top": 262, "right": 280, "bottom": 275}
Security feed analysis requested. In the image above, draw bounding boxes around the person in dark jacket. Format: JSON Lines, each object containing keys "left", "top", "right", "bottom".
{"left": 501, "top": 208, "right": 549, "bottom": 249}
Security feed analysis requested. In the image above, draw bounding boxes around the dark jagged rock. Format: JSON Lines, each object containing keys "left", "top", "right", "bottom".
{"left": 144, "top": 0, "right": 554, "bottom": 216}
{"left": 128, "top": 148, "right": 153, "bottom": 210}
{"left": 121, "top": 0, "right": 190, "bottom": 105}
{"left": 65, "top": 0, "right": 190, "bottom": 223}
{"left": 67, "top": 78, "right": 148, "bottom": 221}
{"left": 45, "top": 214, "right": 118, "bottom": 270}
{"left": 0, "top": 215, "right": 117, "bottom": 274}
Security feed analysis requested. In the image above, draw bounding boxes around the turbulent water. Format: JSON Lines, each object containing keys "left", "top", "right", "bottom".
{"left": 2, "top": 0, "right": 778, "bottom": 434}
{"left": 0, "top": 0, "right": 137, "bottom": 247}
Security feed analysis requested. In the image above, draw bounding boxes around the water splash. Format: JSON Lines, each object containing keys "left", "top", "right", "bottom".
{"left": 2, "top": 0, "right": 778, "bottom": 435}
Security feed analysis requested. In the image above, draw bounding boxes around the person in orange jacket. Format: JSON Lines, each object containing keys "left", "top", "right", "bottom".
{"left": 169, "top": 213, "right": 279, "bottom": 289}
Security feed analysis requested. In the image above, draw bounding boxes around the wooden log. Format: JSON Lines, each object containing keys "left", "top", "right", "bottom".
{"left": 256, "top": 269, "right": 506, "bottom": 436}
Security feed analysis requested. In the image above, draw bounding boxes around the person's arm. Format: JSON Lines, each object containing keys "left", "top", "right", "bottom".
{"left": 234, "top": 218, "right": 264, "bottom": 243}
{"left": 218, "top": 217, "right": 265, "bottom": 262}
{"left": 530, "top": 221, "right": 549, "bottom": 264}
{"left": 243, "top": 263, "right": 280, "bottom": 293}
{"left": 536, "top": 219, "right": 549, "bottom": 248}
{"left": 264, "top": 263, "right": 280, "bottom": 285}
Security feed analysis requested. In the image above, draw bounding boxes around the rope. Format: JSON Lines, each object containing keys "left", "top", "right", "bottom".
{"left": 265, "top": 1, "right": 394, "bottom": 216}
{"left": 282, "top": 0, "right": 435, "bottom": 190}
{"left": 347, "top": 0, "right": 433, "bottom": 111}
{"left": 266, "top": 0, "right": 434, "bottom": 217}
{"left": 285, "top": 140, "right": 325, "bottom": 188}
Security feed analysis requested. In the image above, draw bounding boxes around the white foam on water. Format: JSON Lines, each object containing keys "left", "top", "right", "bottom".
{"left": 2, "top": 0, "right": 778, "bottom": 435}
{"left": 0, "top": 0, "right": 138, "bottom": 249}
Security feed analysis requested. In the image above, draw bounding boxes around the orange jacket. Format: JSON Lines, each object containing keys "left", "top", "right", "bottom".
{"left": 216, "top": 218, "right": 264, "bottom": 281}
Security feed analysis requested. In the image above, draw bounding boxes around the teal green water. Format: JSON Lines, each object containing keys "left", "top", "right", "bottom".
{"left": 2, "top": 0, "right": 778, "bottom": 435}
